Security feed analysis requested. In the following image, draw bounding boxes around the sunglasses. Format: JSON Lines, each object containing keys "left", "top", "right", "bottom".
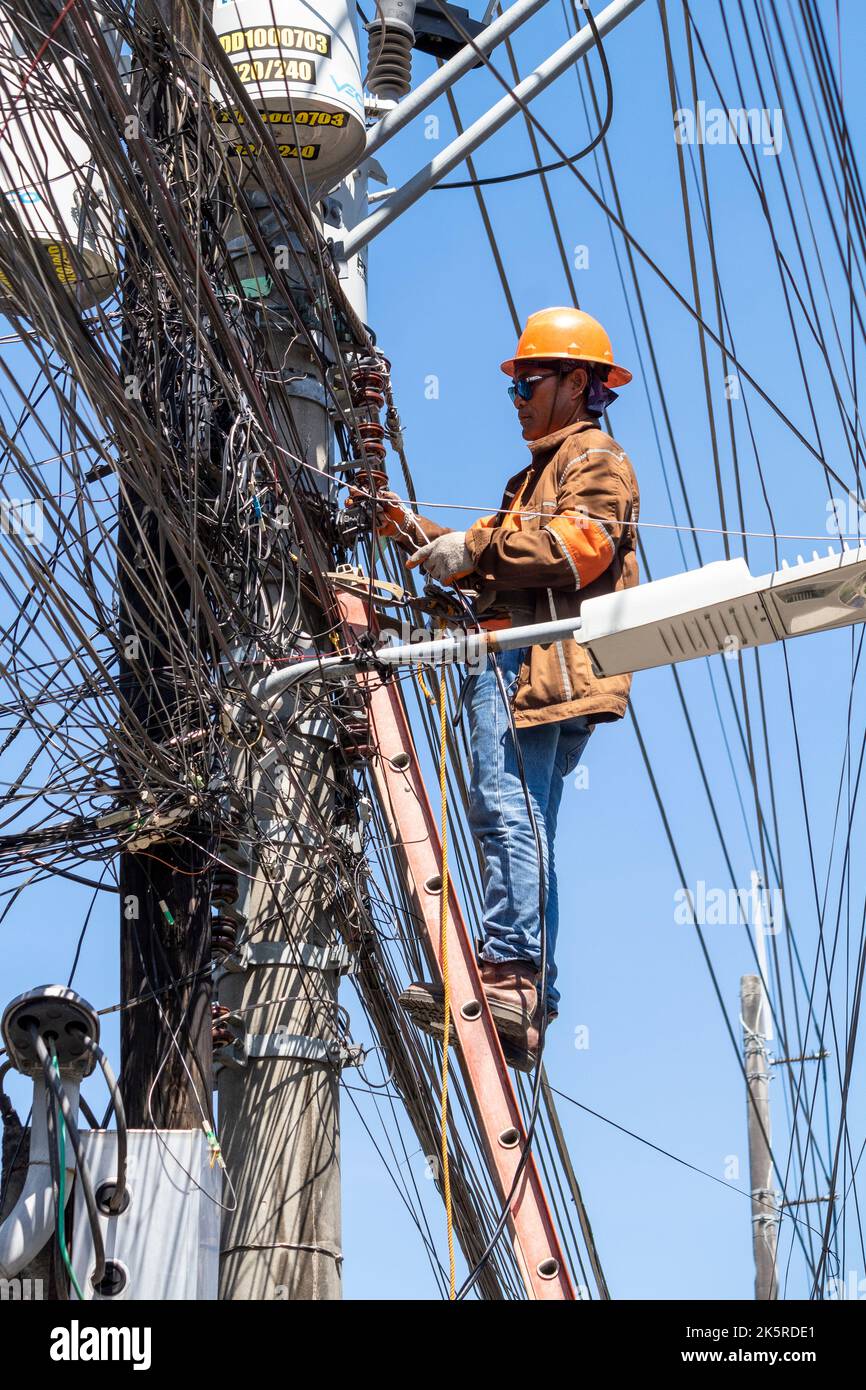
{"left": 507, "top": 370, "right": 561, "bottom": 403}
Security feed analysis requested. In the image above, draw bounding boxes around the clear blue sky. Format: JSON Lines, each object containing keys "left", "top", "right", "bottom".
{"left": 341, "top": 0, "right": 866, "bottom": 1299}
{"left": 3, "top": 0, "right": 865, "bottom": 1302}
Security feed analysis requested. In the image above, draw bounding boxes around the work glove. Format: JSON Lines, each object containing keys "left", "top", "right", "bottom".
{"left": 406, "top": 531, "right": 474, "bottom": 585}
{"left": 344, "top": 485, "right": 413, "bottom": 539}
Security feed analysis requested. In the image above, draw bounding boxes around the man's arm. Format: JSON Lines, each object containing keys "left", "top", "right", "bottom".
{"left": 410, "top": 514, "right": 452, "bottom": 543}
{"left": 345, "top": 486, "right": 451, "bottom": 547}
{"left": 463, "top": 445, "right": 636, "bottom": 592}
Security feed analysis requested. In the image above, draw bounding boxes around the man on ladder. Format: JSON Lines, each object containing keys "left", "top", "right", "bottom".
{"left": 366, "top": 307, "right": 640, "bottom": 1069}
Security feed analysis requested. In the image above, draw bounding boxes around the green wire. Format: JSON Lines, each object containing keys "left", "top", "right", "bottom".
{"left": 51, "top": 1049, "right": 85, "bottom": 1302}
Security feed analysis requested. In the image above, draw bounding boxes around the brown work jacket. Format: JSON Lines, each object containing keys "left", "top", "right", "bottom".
{"left": 464, "top": 418, "right": 640, "bottom": 728}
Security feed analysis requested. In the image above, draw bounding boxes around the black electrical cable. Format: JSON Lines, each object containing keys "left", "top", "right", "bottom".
{"left": 0, "top": 4, "right": 535, "bottom": 1300}
{"left": 30, "top": 1028, "right": 106, "bottom": 1290}
{"left": 83, "top": 1037, "right": 127, "bottom": 1215}
{"left": 433, "top": 0, "right": 613, "bottom": 188}
{"left": 565, "top": 0, "right": 846, "bottom": 1284}
{"left": 43, "top": 1079, "right": 68, "bottom": 1298}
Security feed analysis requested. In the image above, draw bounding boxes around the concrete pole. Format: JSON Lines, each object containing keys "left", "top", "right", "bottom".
{"left": 214, "top": 0, "right": 377, "bottom": 1296}
{"left": 216, "top": 298, "right": 345, "bottom": 1298}
{"left": 740, "top": 975, "right": 779, "bottom": 1300}
{"left": 750, "top": 870, "right": 773, "bottom": 1041}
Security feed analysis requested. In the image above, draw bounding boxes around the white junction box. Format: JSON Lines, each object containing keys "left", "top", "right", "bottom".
{"left": 72, "top": 1130, "right": 221, "bottom": 1300}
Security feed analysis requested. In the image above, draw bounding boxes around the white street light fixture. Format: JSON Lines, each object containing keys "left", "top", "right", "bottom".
{"left": 580, "top": 543, "right": 866, "bottom": 677}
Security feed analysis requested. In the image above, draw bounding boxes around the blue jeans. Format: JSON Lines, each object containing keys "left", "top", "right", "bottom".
{"left": 465, "top": 646, "right": 593, "bottom": 1015}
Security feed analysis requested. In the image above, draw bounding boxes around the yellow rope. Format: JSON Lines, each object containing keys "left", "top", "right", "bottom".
{"left": 416, "top": 665, "right": 436, "bottom": 704}
{"left": 437, "top": 667, "right": 456, "bottom": 1300}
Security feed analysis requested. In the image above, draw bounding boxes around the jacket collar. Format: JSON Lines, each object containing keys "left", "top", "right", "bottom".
{"left": 527, "top": 417, "right": 598, "bottom": 460}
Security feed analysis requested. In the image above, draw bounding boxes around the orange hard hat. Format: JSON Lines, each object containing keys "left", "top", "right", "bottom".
{"left": 500, "top": 306, "right": 632, "bottom": 387}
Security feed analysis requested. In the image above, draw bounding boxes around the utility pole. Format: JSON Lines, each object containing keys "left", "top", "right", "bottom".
{"left": 118, "top": 0, "right": 214, "bottom": 1130}
{"left": 750, "top": 870, "right": 773, "bottom": 1042}
{"left": 215, "top": 318, "right": 345, "bottom": 1300}
{"left": 116, "top": 0, "right": 373, "bottom": 1301}
{"left": 113, "top": 0, "right": 349, "bottom": 1290}
{"left": 740, "top": 973, "right": 778, "bottom": 1300}
{"left": 207, "top": 11, "right": 371, "bottom": 1298}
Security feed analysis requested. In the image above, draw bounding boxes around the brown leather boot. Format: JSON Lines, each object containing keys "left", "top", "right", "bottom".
{"left": 476, "top": 960, "right": 539, "bottom": 1071}
{"left": 499, "top": 1000, "right": 548, "bottom": 1073}
{"left": 398, "top": 979, "right": 447, "bottom": 1037}
{"left": 398, "top": 962, "right": 541, "bottom": 1071}
{"left": 479, "top": 960, "right": 539, "bottom": 1040}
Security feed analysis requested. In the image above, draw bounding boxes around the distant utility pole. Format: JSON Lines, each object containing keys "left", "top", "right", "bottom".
{"left": 740, "top": 973, "right": 778, "bottom": 1300}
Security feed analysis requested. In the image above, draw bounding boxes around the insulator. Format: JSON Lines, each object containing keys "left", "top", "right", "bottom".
{"left": 351, "top": 371, "right": 386, "bottom": 412}
{"left": 211, "top": 1002, "right": 234, "bottom": 1050}
{"left": 339, "top": 713, "right": 375, "bottom": 765}
{"left": 212, "top": 866, "right": 240, "bottom": 905}
{"left": 356, "top": 423, "right": 386, "bottom": 462}
{"left": 211, "top": 913, "right": 240, "bottom": 961}
{"left": 357, "top": 418, "right": 385, "bottom": 436}
{"left": 349, "top": 358, "right": 392, "bottom": 469}
{"left": 366, "top": 19, "right": 414, "bottom": 101}
{"left": 354, "top": 386, "right": 386, "bottom": 413}
{"left": 345, "top": 465, "right": 389, "bottom": 491}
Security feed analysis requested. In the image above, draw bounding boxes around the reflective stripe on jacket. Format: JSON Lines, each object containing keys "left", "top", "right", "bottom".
{"left": 463, "top": 418, "right": 640, "bottom": 728}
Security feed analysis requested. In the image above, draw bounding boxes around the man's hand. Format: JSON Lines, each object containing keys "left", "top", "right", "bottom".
{"left": 406, "top": 531, "right": 474, "bottom": 584}
{"left": 344, "top": 485, "right": 411, "bottom": 539}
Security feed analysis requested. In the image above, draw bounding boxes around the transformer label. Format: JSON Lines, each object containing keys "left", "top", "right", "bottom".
{"left": 231, "top": 142, "right": 321, "bottom": 161}
{"left": 218, "top": 108, "right": 349, "bottom": 128}
{"left": 47, "top": 243, "right": 77, "bottom": 284}
{"left": 233, "top": 56, "right": 317, "bottom": 84}
{"left": 220, "top": 26, "right": 331, "bottom": 56}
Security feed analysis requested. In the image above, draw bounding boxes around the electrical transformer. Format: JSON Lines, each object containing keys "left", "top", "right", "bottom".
{"left": 211, "top": 0, "right": 367, "bottom": 189}
{"left": 0, "top": 13, "right": 117, "bottom": 310}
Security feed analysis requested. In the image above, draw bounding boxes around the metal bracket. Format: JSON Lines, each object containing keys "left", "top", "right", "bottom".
{"left": 215, "top": 1028, "right": 363, "bottom": 1074}
{"left": 215, "top": 939, "right": 355, "bottom": 986}
{"left": 279, "top": 374, "right": 327, "bottom": 407}
{"left": 122, "top": 803, "right": 196, "bottom": 852}
{"left": 294, "top": 714, "right": 340, "bottom": 744}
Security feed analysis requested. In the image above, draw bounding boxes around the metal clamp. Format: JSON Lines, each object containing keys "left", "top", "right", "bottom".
{"left": 215, "top": 1029, "right": 364, "bottom": 1074}
{"left": 279, "top": 374, "right": 327, "bottom": 407}
{"left": 215, "top": 940, "right": 354, "bottom": 985}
